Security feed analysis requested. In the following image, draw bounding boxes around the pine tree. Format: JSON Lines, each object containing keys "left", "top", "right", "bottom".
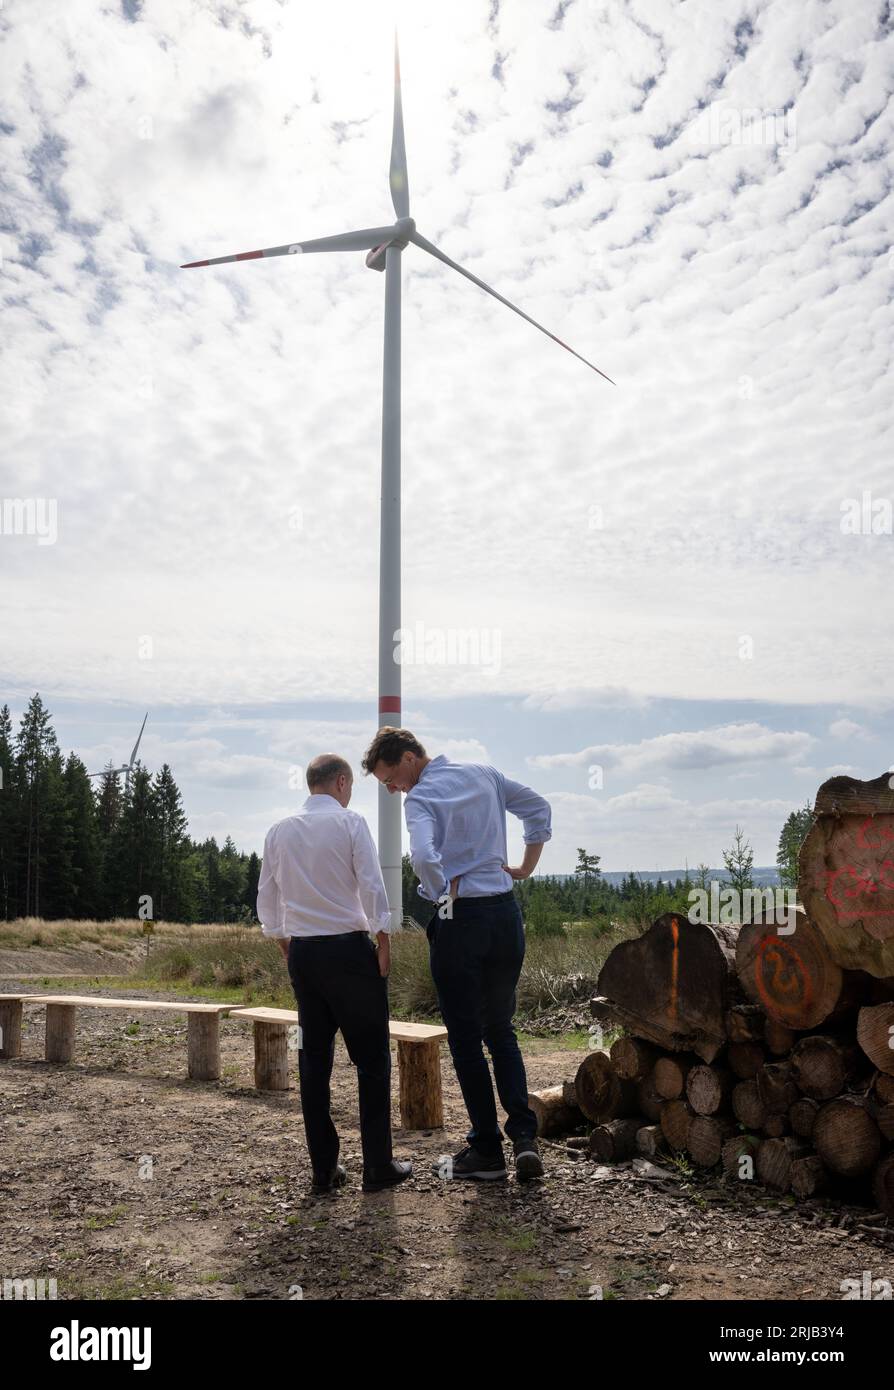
{"left": 153, "top": 764, "right": 188, "bottom": 920}
{"left": 0, "top": 705, "right": 16, "bottom": 919}
{"left": 722, "top": 825, "right": 754, "bottom": 919}
{"left": 15, "top": 694, "right": 60, "bottom": 917}
{"left": 63, "top": 753, "right": 102, "bottom": 918}
{"left": 243, "top": 851, "right": 261, "bottom": 921}
{"left": 776, "top": 804, "right": 813, "bottom": 890}
{"left": 107, "top": 766, "right": 157, "bottom": 918}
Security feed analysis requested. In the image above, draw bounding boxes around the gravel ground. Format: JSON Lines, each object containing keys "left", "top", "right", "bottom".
{"left": 1, "top": 978, "right": 893, "bottom": 1302}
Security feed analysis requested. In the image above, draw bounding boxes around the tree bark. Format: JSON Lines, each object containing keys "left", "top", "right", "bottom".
{"left": 596, "top": 914, "right": 742, "bottom": 1063}
{"left": 654, "top": 1053, "right": 699, "bottom": 1100}
{"left": 610, "top": 1035, "right": 660, "bottom": 1082}
{"left": 688, "top": 1115, "right": 735, "bottom": 1167}
{"left": 732, "top": 1080, "right": 767, "bottom": 1130}
{"left": 589, "top": 1118, "right": 642, "bottom": 1162}
{"left": 790, "top": 1154, "right": 828, "bottom": 1198}
{"left": 757, "top": 1137, "right": 812, "bottom": 1192}
{"left": 527, "top": 1085, "right": 582, "bottom": 1138}
{"left": 790, "top": 1034, "right": 868, "bottom": 1100}
{"left": 660, "top": 1098, "right": 694, "bottom": 1151}
{"left": 574, "top": 1051, "right": 638, "bottom": 1123}
{"left": 727, "top": 1041, "right": 766, "bottom": 1080}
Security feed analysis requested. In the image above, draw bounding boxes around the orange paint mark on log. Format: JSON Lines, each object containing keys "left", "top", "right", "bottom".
{"left": 668, "top": 916, "right": 679, "bottom": 1023}
{"left": 754, "top": 935, "right": 812, "bottom": 1022}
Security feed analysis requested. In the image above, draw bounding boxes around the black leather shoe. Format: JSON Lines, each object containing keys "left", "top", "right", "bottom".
{"left": 310, "top": 1162, "right": 347, "bottom": 1194}
{"left": 361, "top": 1159, "right": 413, "bottom": 1193}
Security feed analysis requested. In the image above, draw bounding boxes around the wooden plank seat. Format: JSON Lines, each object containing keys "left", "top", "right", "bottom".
{"left": 2, "top": 994, "right": 233, "bottom": 1081}
{"left": 229, "top": 1006, "right": 448, "bottom": 1129}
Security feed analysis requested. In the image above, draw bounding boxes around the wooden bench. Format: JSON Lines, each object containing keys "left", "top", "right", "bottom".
{"left": 1, "top": 993, "right": 449, "bottom": 1130}
{"left": 0, "top": 994, "right": 232, "bottom": 1080}
{"left": 228, "top": 1007, "right": 448, "bottom": 1129}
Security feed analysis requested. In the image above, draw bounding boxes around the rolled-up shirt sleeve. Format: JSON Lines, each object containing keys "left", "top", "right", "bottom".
{"left": 256, "top": 832, "right": 286, "bottom": 938}
{"left": 502, "top": 775, "right": 552, "bottom": 844}
{"left": 405, "top": 796, "right": 450, "bottom": 903}
{"left": 351, "top": 815, "right": 395, "bottom": 933}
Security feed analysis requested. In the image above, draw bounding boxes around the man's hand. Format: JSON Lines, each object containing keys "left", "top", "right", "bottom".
{"left": 449, "top": 875, "right": 461, "bottom": 899}
{"left": 376, "top": 930, "right": 391, "bottom": 978}
{"left": 276, "top": 937, "right": 291, "bottom": 963}
{"left": 502, "top": 842, "right": 545, "bottom": 881}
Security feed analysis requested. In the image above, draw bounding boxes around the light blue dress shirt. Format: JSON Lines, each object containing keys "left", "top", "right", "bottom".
{"left": 404, "top": 756, "right": 552, "bottom": 903}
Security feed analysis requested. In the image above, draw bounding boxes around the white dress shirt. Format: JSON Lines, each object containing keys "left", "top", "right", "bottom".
{"left": 257, "top": 794, "right": 394, "bottom": 938}
{"left": 405, "top": 756, "right": 552, "bottom": 903}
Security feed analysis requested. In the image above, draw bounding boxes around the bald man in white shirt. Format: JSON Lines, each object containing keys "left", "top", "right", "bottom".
{"left": 257, "top": 754, "right": 412, "bottom": 1195}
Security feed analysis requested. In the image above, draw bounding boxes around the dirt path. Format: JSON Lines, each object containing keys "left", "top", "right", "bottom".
{"left": 1, "top": 984, "right": 892, "bottom": 1301}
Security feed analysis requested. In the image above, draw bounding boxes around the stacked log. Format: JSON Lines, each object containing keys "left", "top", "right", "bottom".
{"left": 564, "top": 775, "right": 894, "bottom": 1216}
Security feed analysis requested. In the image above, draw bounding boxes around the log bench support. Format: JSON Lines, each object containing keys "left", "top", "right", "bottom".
{"left": 253, "top": 1021, "right": 291, "bottom": 1092}
{"left": 229, "top": 1008, "right": 448, "bottom": 1128}
{"left": 187, "top": 1012, "right": 221, "bottom": 1082}
{"left": 0, "top": 997, "right": 23, "bottom": 1059}
{"left": 396, "top": 1037, "right": 443, "bottom": 1129}
{"left": 46, "top": 1003, "right": 77, "bottom": 1063}
{"left": 0, "top": 995, "right": 233, "bottom": 1078}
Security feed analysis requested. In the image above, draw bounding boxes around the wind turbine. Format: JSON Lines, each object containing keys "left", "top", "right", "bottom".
{"left": 88, "top": 713, "right": 149, "bottom": 795}
{"left": 180, "top": 37, "right": 613, "bottom": 922}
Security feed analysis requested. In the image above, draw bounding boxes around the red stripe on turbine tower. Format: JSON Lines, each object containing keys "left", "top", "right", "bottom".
{"left": 379, "top": 697, "right": 401, "bottom": 715}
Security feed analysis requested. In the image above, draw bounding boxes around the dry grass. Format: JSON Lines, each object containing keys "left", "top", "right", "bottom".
{"left": 0, "top": 915, "right": 639, "bottom": 1023}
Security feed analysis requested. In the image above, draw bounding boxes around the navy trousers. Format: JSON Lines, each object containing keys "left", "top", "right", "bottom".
{"left": 427, "top": 890, "right": 537, "bottom": 1153}
{"left": 287, "top": 931, "right": 393, "bottom": 1176}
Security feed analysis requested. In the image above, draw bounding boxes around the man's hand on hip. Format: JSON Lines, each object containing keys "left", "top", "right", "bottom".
{"left": 376, "top": 930, "right": 391, "bottom": 978}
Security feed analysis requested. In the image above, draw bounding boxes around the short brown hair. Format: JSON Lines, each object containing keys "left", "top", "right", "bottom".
{"left": 306, "top": 753, "right": 353, "bottom": 790}
{"left": 361, "top": 727, "right": 426, "bottom": 773}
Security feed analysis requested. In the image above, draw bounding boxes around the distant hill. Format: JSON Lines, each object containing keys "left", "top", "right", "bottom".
{"left": 551, "top": 866, "right": 783, "bottom": 888}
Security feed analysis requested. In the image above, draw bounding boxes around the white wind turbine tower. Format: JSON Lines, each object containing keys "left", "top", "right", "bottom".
{"left": 88, "top": 712, "right": 149, "bottom": 796}
{"left": 181, "top": 37, "right": 613, "bottom": 921}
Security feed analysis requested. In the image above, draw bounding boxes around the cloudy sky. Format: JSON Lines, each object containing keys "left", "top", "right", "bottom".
{"left": 2, "top": 0, "right": 892, "bottom": 870}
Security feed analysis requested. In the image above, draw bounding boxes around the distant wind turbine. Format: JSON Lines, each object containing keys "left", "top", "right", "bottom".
{"left": 88, "top": 713, "right": 149, "bottom": 795}
{"left": 180, "top": 36, "right": 613, "bottom": 921}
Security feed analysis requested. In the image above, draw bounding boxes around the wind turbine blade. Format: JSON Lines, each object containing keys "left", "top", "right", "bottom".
{"left": 129, "top": 712, "right": 148, "bottom": 769}
{"left": 408, "top": 231, "right": 615, "bottom": 384}
{"left": 181, "top": 225, "right": 399, "bottom": 269}
{"left": 389, "top": 34, "right": 410, "bottom": 220}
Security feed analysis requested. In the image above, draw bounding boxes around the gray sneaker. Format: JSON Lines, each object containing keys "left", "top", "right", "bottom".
{"left": 432, "top": 1145, "right": 507, "bottom": 1181}
{"left": 513, "top": 1138, "right": 544, "bottom": 1182}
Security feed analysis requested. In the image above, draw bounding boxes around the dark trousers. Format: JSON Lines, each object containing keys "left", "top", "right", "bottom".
{"left": 287, "top": 931, "right": 393, "bottom": 1176}
{"left": 427, "top": 890, "right": 537, "bottom": 1153}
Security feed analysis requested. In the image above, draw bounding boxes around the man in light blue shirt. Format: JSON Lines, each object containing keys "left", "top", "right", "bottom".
{"left": 363, "top": 726, "right": 552, "bottom": 1183}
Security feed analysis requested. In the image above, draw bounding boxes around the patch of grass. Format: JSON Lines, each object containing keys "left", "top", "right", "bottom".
{"left": 197, "top": 1272, "right": 221, "bottom": 1284}
{"left": 493, "top": 1268, "right": 550, "bottom": 1299}
{"left": 84, "top": 1205, "right": 128, "bottom": 1230}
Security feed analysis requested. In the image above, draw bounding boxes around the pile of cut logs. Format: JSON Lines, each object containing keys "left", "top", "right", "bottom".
{"left": 528, "top": 772, "right": 894, "bottom": 1214}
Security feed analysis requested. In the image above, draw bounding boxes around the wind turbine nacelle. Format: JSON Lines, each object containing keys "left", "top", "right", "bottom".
{"left": 365, "top": 242, "right": 390, "bottom": 272}
{"left": 365, "top": 222, "right": 412, "bottom": 271}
